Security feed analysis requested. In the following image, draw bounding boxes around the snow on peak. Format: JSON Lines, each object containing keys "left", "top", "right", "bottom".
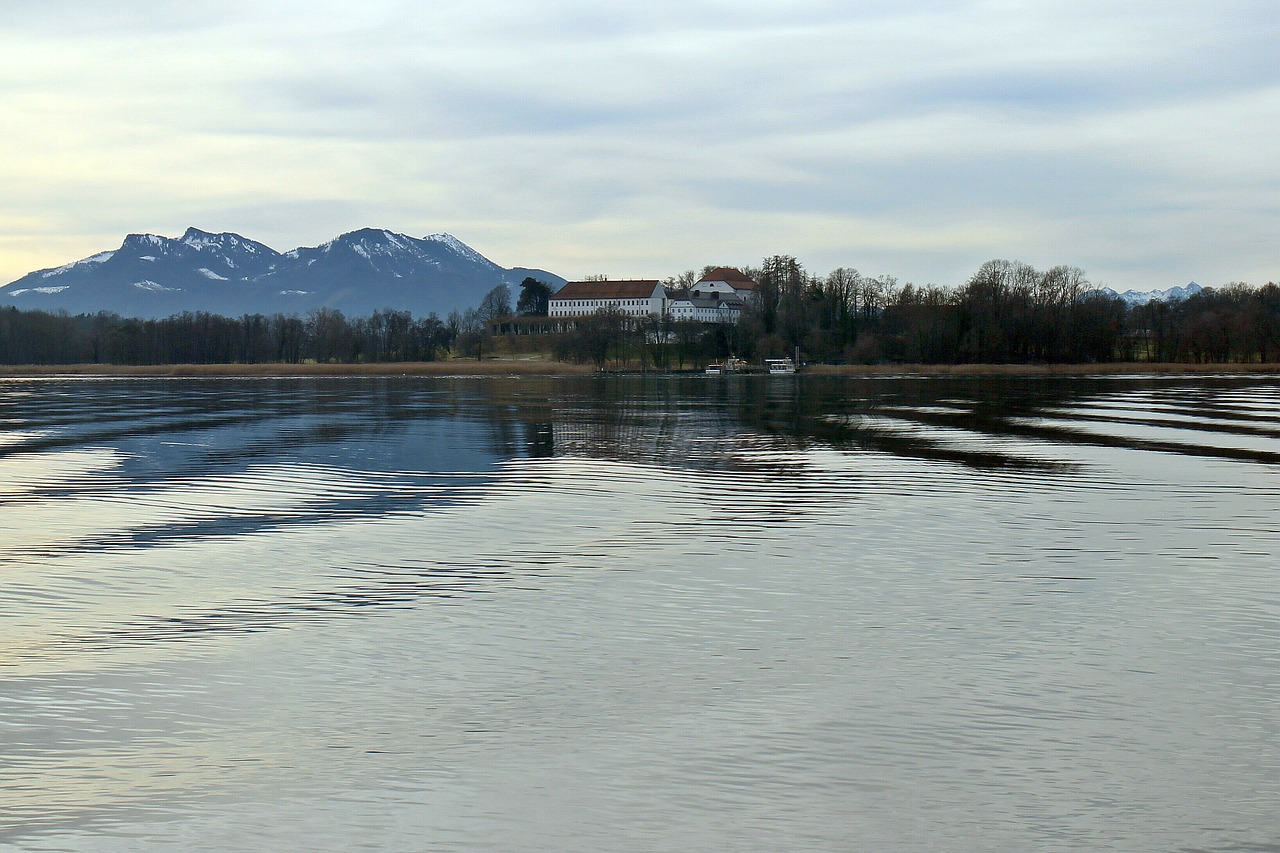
{"left": 1101, "top": 281, "right": 1206, "bottom": 306}
{"left": 124, "top": 233, "right": 167, "bottom": 248}
{"left": 423, "top": 233, "right": 496, "bottom": 268}
{"left": 180, "top": 227, "right": 265, "bottom": 254}
{"left": 182, "top": 228, "right": 226, "bottom": 251}
{"left": 339, "top": 228, "right": 408, "bottom": 248}
{"left": 287, "top": 229, "right": 499, "bottom": 273}
{"left": 331, "top": 229, "right": 426, "bottom": 266}
{"left": 41, "top": 250, "right": 115, "bottom": 278}
{"left": 197, "top": 268, "right": 228, "bottom": 280}
{"left": 132, "top": 280, "right": 181, "bottom": 292}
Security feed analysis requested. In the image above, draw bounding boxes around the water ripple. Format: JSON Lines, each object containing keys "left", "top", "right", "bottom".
{"left": 3, "top": 374, "right": 1280, "bottom": 851}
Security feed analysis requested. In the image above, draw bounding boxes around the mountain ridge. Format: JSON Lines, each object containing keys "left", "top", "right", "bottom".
{"left": 1094, "top": 282, "right": 1203, "bottom": 306}
{"left": 2, "top": 228, "right": 565, "bottom": 319}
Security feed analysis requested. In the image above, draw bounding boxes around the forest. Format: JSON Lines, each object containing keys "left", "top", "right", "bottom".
{"left": 1, "top": 257, "right": 1278, "bottom": 367}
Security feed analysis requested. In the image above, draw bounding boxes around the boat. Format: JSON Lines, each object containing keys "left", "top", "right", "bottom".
{"left": 706, "top": 357, "right": 747, "bottom": 376}
{"left": 765, "top": 357, "right": 796, "bottom": 374}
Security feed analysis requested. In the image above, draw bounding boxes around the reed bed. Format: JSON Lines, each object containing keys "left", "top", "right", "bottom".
{"left": 802, "top": 362, "right": 1280, "bottom": 376}
{"left": 1, "top": 361, "right": 1277, "bottom": 378}
{"left": 0, "top": 360, "right": 595, "bottom": 377}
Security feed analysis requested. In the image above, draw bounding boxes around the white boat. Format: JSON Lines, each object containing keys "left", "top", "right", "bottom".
{"left": 706, "top": 357, "right": 746, "bottom": 376}
{"left": 765, "top": 357, "right": 796, "bottom": 374}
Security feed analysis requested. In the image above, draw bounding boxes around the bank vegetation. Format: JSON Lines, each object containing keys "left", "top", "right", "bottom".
{"left": 2, "top": 258, "right": 1278, "bottom": 371}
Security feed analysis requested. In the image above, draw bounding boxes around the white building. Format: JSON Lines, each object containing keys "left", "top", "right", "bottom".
{"left": 547, "top": 270, "right": 760, "bottom": 326}
{"left": 666, "top": 292, "right": 747, "bottom": 324}
{"left": 695, "top": 267, "right": 761, "bottom": 303}
{"left": 548, "top": 280, "right": 667, "bottom": 319}
{"left": 664, "top": 268, "right": 758, "bottom": 324}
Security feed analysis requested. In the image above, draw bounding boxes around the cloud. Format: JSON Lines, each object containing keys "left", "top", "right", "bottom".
{"left": 1, "top": 0, "right": 1277, "bottom": 290}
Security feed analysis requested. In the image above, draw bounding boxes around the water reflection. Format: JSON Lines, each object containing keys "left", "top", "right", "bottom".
{"left": 8, "top": 375, "right": 1277, "bottom": 670}
{"left": 4, "top": 373, "right": 1279, "bottom": 599}
{"left": 2, "top": 373, "right": 1280, "bottom": 851}
{"left": 6, "top": 374, "right": 1278, "bottom": 474}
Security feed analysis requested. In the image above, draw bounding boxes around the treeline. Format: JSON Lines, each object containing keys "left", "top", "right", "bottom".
{"left": 3, "top": 259, "right": 1278, "bottom": 367}
{"left": 716, "top": 257, "right": 1280, "bottom": 365}
{"left": 0, "top": 307, "right": 455, "bottom": 365}
{"left": 1129, "top": 283, "right": 1280, "bottom": 363}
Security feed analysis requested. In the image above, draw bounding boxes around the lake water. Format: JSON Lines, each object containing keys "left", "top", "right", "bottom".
{"left": 2, "top": 373, "right": 1279, "bottom": 852}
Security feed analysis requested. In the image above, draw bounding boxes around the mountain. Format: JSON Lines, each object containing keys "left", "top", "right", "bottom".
{"left": 0, "top": 228, "right": 565, "bottom": 319}
{"left": 1094, "top": 282, "right": 1204, "bottom": 307}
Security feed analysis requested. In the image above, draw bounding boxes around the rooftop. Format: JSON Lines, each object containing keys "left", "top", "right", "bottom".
{"left": 698, "top": 267, "right": 759, "bottom": 290}
{"left": 552, "top": 280, "right": 662, "bottom": 300}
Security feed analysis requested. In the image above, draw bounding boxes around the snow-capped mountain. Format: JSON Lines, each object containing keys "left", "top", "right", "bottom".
{"left": 1, "top": 228, "right": 564, "bottom": 319}
{"left": 1095, "top": 282, "right": 1204, "bottom": 306}
{"left": 280, "top": 229, "right": 503, "bottom": 276}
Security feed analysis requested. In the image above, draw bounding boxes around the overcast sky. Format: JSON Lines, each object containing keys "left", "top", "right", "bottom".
{"left": 1, "top": 0, "right": 1276, "bottom": 290}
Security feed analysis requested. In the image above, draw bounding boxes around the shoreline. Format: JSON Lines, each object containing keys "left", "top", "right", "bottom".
{"left": 0, "top": 360, "right": 596, "bottom": 377}
{"left": 2, "top": 360, "right": 1279, "bottom": 378}
{"left": 801, "top": 362, "right": 1280, "bottom": 376}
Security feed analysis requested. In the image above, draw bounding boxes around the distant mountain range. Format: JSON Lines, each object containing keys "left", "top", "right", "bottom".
{"left": 1094, "top": 282, "right": 1203, "bottom": 306}
{"left": 0, "top": 228, "right": 565, "bottom": 319}
{"left": 3, "top": 233, "right": 1207, "bottom": 320}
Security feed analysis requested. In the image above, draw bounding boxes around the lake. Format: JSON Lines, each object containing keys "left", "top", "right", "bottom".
{"left": 2, "top": 373, "right": 1278, "bottom": 852}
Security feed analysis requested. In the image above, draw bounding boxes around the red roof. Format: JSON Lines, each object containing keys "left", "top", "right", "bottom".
{"left": 698, "top": 267, "right": 759, "bottom": 290}
{"left": 552, "top": 280, "right": 662, "bottom": 300}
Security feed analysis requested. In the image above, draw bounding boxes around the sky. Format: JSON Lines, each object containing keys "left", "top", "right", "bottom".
{"left": 1, "top": 0, "right": 1277, "bottom": 291}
